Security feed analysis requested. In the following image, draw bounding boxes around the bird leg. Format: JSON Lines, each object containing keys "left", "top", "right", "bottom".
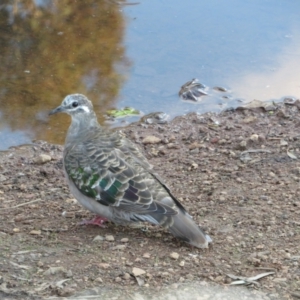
{"left": 79, "top": 215, "right": 108, "bottom": 228}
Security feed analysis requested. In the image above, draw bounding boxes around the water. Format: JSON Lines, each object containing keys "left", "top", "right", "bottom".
{"left": 0, "top": 0, "right": 300, "bottom": 150}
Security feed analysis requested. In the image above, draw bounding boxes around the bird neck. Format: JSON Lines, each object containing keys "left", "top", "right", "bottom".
{"left": 66, "top": 112, "right": 100, "bottom": 142}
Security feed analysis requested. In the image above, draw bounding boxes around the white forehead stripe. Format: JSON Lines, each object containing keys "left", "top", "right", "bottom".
{"left": 81, "top": 105, "right": 90, "bottom": 113}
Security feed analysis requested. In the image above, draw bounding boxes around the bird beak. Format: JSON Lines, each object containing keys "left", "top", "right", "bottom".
{"left": 49, "top": 105, "right": 64, "bottom": 116}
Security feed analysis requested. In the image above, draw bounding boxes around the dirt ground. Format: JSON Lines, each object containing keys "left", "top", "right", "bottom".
{"left": 1, "top": 100, "right": 300, "bottom": 300}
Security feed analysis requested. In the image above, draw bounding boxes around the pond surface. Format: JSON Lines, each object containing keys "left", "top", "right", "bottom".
{"left": 0, "top": 0, "right": 300, "bottom": 149}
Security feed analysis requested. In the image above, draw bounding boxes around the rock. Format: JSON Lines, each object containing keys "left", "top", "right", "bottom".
{"left": 93, "top": 235, "right": 104, "bottom": 242}
{"left": 210, "top": 137, "right": 219, "bottom": 144}
{"left": 277, "top": 109, "right": 288, "bottom": 118}
{"left": 57, "top": 287, "right": 75, "bottom": 297}
{"left": 132, "top": 267, "right": 146, "bottom": 276}
{"left": 43, "top": 266, "right": 66, "bottom": 276}
{"left": 190, "top": 148, "right": 199, "bottom": 154}
{"left": 239, "top": 140, "right": 247, "bottom": 150}
{"left": 30, "top": 230, "right": 41, "bottom": 235}
{"left": 143, "top": 253, "right": 151, "bottom": 259}
{"left": 105, "top": 235, "right": 114, "bottom": 242}
{"left": 219, "top": 196, "right": 226, "bottom": 202}
{"left": 179, "top": 261, "right": 185, "bottom": 267}
{"left": 161, "top": 272, "right": 170, "bottom": 278}
{"left": 135, "top": 276, "right": 145, "bottom": 286}
{"left": 34, "top": 154, "right": 52, "bottom": 164}
{"left": 273, "top": 277, "right": 287, "bottom": 282}
{"left": 0, "top": 174, "right": 7, "bottom": 182}
{"left": 62, "top": 211, "right": 74, "bottom": 218}
{"left": 243, "top": 116, "right": 257, "bottom": 123}
{"left": 169, "top": 135, "right": 176, "bottom": 142}
{"left": 189, "top": 142, "right": 201, "bottom": 150}
{"left": 142, "top": 135, "right": 161, "bottom": 144}
{"left": 191, "top": 163, "right": 198, "bottom": 169}
{"left": 94, "top": 277, "right": 103, "bottom": 283}
{"left": 120, "top": 238, "right": 129, "bottom": 243}
{"left": 242, "top": 99, "right": 276, "bottom": 111}
{"left": 123, "top": 273, "right": 131, "bottom": 280}
{"left": 170, "top": 252, "right": 179, "bottom": 260}
{"left": 186, "top": 274, "right": 194, "bottom": 280}
{"left": 111, "top": 245, "right": 126, "bottom": 250}
{"left": 99, "top": 263, "right": 110, "bottom": 269}
{"left": 13, "top": 228, "right": 20, "bottom": 233}
{"left": 37, "top": 261, "right": 44, "bottom": 267}
{"left": 250, "top": 134, "right": 259, "bottom": 142}
{"left": 16, "top": 254, "right": 25, "bottom": 263}
{"left": 65, "top": 198, "right": 77, "bottom": 204}
{"left": 115, "top": 277, "right": 122, "bottom": 282}
{"left": 167, "top": 143, "right": 179, "bottom": 149}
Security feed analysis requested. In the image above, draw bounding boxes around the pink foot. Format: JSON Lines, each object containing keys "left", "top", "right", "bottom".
{"left": 79, "top": 216, "right": 108, "bottom": 228}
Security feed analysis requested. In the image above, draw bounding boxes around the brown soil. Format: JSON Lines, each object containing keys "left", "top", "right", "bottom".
{"left": 1, "top": 100, "right": 300, "bottom": 300}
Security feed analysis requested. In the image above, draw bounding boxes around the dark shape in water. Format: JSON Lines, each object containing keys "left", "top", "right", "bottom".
{"left": 213, "top": 86, "right": 228, "bottom": 92}
{"left": 179, "top": 78, "right": 207, "bottom": 102}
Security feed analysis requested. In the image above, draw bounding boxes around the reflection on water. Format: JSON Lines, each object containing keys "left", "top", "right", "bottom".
{"left": 120, "top": 0, "right": 300, "bottom": 118}
{"left": 0, "top": 0, "right": 128, "bottom": 149}
{"left": 0, "top": 0, "right": 300, "bottom": 149}
{"left": 232, "top": 30, "right": 300, "bottom": 102}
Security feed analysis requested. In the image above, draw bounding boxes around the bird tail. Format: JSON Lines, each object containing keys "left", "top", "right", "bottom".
{"left": 168, "top": 211, "right": 212, "bottom": 248}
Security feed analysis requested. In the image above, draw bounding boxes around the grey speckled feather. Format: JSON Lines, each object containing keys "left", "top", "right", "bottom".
{"left": 49, "top": 94, "right": 212, "bottom": 248}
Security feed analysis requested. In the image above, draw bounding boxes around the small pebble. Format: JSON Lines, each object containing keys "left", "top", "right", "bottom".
{"left": 170, "top": 252, "right": 179, "bottom": 260}
{"left": 43, "top": 266, "right": 66, "bottom": 276}
{"left": 93, "top": 235, "right": 104, "bottom": 242}
{"left": 179, "top": 261, "right": 185, "bottom": 267}
{"left": 99, "top": 263, "right": 110, "bottom": 269}
{"left": 111, "top": 245, "right": 126, "bottom": 250}
{"left": 30, "top": 230, "right": 41, "bottom": 235}
{"left": 105, "top": 235, "right": 114, "bottom": 242}
{"left": 123, "top": 273, "right": 131, "bottom": 280}
{"left": 250, "top": 134, "right": 259, "bottom": 142}
{"left": 142, "top": 136, "right": 161, "bottom": 144}
{"left": 35, "top": 154, "right": 52, "bottom": 164}
{"left": 132, "top": 267, "right": 146, "bottom": 276}
{"left": 37, "top": 261, "right": 44, "bottom": 267}
{"left": 143, "top": 253, "right": 151, "bottom": 259}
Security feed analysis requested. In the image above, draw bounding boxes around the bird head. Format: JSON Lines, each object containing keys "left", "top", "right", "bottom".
{"left": 49, "top": 94, "right": 94, "bottom": 116}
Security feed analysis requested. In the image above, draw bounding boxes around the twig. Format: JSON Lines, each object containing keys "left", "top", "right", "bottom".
{"left": 0, "top": 199, "right": 43, "bottom": 210}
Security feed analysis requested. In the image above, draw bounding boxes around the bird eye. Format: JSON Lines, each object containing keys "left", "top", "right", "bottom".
{"left": 72, "top": 101, "right": 79, "bottom": 108}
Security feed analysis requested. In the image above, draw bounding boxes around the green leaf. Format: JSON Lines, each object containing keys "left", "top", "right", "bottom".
{"left": 106, "top": 107, "right": 140, "bottom": 118}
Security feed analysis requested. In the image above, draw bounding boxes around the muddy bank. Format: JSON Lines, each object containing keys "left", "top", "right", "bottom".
{"left": 1, "top": 100, "right": 300, "bottom": 299}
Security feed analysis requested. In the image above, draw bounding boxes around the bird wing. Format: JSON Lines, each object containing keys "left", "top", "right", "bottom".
{"left": 119, "top": 133, "right": 188, "bottom": 214}
{"left": 64, "top": 130, "right": 177, "bottom": 217}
